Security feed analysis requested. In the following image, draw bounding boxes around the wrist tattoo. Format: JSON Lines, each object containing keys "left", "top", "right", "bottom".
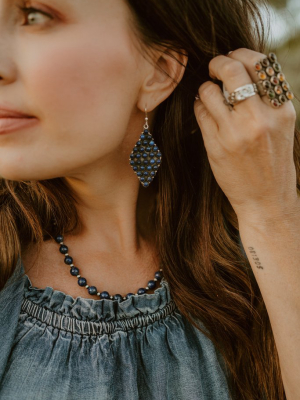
{"left": 248, "top": 247, "right": 264, "bottom": 269}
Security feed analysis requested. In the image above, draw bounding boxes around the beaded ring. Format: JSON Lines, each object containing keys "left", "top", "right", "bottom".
{"left": 254, "top": 52, "right": 294, "bottom": 108}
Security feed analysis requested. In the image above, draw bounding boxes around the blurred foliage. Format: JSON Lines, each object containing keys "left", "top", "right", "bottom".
{"left": 270, "top": 34, "right": 300, "bottom": 127}
{"left": 270, "top": 0, "right": 288, "bottom": 8}
{"left": 267, "top": 0, "right": 300, "bottom": 127}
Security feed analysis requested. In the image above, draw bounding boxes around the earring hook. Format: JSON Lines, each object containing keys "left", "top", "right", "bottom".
{"left": 144, "top": 107, "right": 149, "bottom": 130}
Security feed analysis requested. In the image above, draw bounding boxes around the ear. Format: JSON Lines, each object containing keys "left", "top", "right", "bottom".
{"left": 137, "top": 48, "right": 188, "bottom": 112}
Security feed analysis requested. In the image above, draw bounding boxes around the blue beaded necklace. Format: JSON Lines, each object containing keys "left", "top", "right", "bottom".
{"left": 55, "top": 235, "right": 164, "bottom": 302}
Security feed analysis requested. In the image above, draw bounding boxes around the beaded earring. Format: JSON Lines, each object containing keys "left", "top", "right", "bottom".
{"left": 129, "top": 108, "right": 162, "bottom": 187}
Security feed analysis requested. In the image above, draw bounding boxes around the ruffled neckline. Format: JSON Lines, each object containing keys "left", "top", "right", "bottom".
{"left": 23, "top": 273, "right": 175, "bottom": 322}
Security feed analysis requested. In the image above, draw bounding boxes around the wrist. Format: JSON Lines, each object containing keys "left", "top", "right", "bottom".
{"left": 235, "top": 197, "right": 300, "bottom": 230}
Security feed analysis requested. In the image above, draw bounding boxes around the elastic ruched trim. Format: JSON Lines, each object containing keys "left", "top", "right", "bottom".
{"left": 23, "top": 274, "right": 176, "bottom": 323}
{"left": 20, "top": 296, "right": 178, "bottom": 335}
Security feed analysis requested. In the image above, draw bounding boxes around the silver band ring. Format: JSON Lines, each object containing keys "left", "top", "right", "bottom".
{"left": 223, "top": 82, "right": 258, "bottom": 111}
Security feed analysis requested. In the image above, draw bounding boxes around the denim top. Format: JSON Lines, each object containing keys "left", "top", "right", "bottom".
{"left": 0, "top": 257, "right": 232, "bottom": 400}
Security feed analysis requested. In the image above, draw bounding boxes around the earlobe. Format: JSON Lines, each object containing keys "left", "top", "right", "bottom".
{"left": 138, "top": 48, "right": 188, "bottom": 112}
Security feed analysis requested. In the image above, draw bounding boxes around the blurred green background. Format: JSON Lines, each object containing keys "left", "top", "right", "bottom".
{"left": 264, "top": 0, "right": 300, "bottom": 126}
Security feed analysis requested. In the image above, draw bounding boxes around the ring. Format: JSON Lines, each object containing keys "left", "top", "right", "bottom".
{"left": 222, "top": 52, "right": 294, "bottom": 111}
{"left": 222, "top": 83, "right": 258, "bottom": 111}
{"left": 254, "top": 52, "right": 294, "bottom": 108}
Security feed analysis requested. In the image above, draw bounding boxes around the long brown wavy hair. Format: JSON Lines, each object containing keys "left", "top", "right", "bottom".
{"left": 1, "top": 0, "right": 299, "bottom": 399}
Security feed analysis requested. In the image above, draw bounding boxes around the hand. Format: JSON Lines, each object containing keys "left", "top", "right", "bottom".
{"left": 194, "top": 48, "right": 298, "bottom": 223}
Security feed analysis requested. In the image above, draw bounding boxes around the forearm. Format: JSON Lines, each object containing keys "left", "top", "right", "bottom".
{"left": 237, "top": 200, "right": 300, "bottom": 400}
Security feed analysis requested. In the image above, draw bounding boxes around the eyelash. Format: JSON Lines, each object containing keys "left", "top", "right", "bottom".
{"left": 17, "top": 6, "right": 52, "bottom": 26}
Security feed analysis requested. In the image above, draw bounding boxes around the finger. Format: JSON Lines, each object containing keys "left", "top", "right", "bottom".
{"left": 208, "top": 54, "right": 267, "bottom": 113}
{"left": 226, "top": 48, "right": 295, "bottom": 112}
{"left": 194, "top": 97, "right": 218, "bottom": 145}
{"left": 197, "top": 81, "right": 231, "bottom": 123}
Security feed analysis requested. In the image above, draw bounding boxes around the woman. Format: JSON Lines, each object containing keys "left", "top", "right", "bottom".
{"left": 0, "top": 0, "right": 299, "bottom": 399}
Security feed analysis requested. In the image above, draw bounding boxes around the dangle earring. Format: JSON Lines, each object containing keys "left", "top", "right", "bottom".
{"left": 129, "top": 108, "right": 162, "bottom": 188}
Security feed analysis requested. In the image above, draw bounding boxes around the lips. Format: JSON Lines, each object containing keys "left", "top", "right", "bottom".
{"left": 0, "top": 107, "right": 34, "bottom": 118}
{"left": 0, "top": 116, "right": 39, "bottom": 135}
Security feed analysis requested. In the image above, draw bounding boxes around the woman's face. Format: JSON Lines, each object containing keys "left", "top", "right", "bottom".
{"left": 0, "top": 0, "right": 151, "bottom": 182}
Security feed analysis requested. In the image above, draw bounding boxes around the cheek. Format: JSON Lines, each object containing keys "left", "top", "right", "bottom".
{"left": 33, "top": 38, "right": 125, "bottom": 118}
{"left": 23, "top": 25, "right": 140, "bottom": 172}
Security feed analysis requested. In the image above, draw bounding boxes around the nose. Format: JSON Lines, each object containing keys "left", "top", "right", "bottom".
{"left": 0, "top": 9, "right": 17, "bottom": 85}
{"left": 0, "top": 38, "right": 17, "bottom": 85}
{"left": 0, "top": 55, "right": 16, "bottom": 85}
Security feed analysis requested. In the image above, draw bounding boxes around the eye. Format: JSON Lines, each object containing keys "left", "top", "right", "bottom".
{"left": 18, "top": 6, "right": 53, "bottom": 26}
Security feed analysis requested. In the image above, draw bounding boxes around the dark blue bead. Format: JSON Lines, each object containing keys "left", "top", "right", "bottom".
{"left": 70, "top": 267, "right": 79, "bottom": 276}
{"left": 143, "top": 172, "right": 149, "bottom": 176}
{"left": 59, "top": 245, "right": 68, "bottom": 254}
{"left": 100, "top": 291, "right": 110, "bottom": 299}
{"left": 153, "top": 165, "right": 158, "bottom": 170}
{"left": 133, "top": 166, "right": 138, "bottom": 171}
{"left": 140, "top": 134, "right": 145, "bottom": 140}
{"left": 155, "top": 271, "right": 162, "bottom": 280}
{"left": 143, "top": 160, "right": 149, "bottom": 164}
{"left": 136, "top": 141, "right": 142, "bottom": 146}
{"left": 148, "top": 280, "right": 156, "bottom": 289}
{"left": 113, "top": 294, "right": 123, "bottom": 302}
{"left": 130, "top": 161, "right": 135, "bottom": 166}
{"left": 157, "top": 152, "right": 162, "bottom": 157}
{"left": 78, "top": 277, "right": 87, "bottom": 286}
{"left": 126, "top": 293, "right": 134, "bottom": 299}
{"left": 142, "top": 141, "right": 148, "bottom": 146}
{"left": 153, "top": 146, "right": 159, "bottom": 151}
{"left": 149, "top": 141, "right": 155, "bottom": 146}
{"left": 137, "top": 161, "right": 141, "bottom": 164}
{"left": 143, "top": 182, "right": 150, "bottom": 187}
{"left": 55, "top": 235, "right": 64, "bottom": 244}
{"left": 147, "top": 177, "right": 152, "bottom": 182}
{"left": 150, "top": 159, "right": 155, "bottom": 164}
{"left": 140, "top": 166, "right": 145, "bottom": 170}
{"left": 150, "top": 152, "right": 155, "bottom": 157}
{"left": 88, "top": 286, "right": 97, "bottom": 295}
{"left": 138, "top": 288, "right": 147, "bottom": 295}
{"left": 140, "top": 147, "right": 145, "bottom": 151}
{"left": 133, "top": 147, "right": 138, "bottom": 152}
{"left": 144, "top": 129, "right": 149, "bottom": 134}
{"left": 146, "top": 147, "right": 151, "bottom": 152}
{"left": 140, "top": 177, "right": 145, "bottom": 182}
{"left": 64, "top": 256, "right": 73, "bottom": 265}
{"left": 137, "top": 172, "right": 142, "bottom": 177}
{"left": 142, "top": 153, "right": 148, "bottom": 158}
{"left": 130, "top": 154, "right": 135, "bottom": 159}
{"left": 150, "top": 171, "right": 155, "bottom": 176}
{"left": 147, "top": 166, "right": 152, "bottom": 171}
{"left": 136, "top": 153, "right": 141, "bottom": 158}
